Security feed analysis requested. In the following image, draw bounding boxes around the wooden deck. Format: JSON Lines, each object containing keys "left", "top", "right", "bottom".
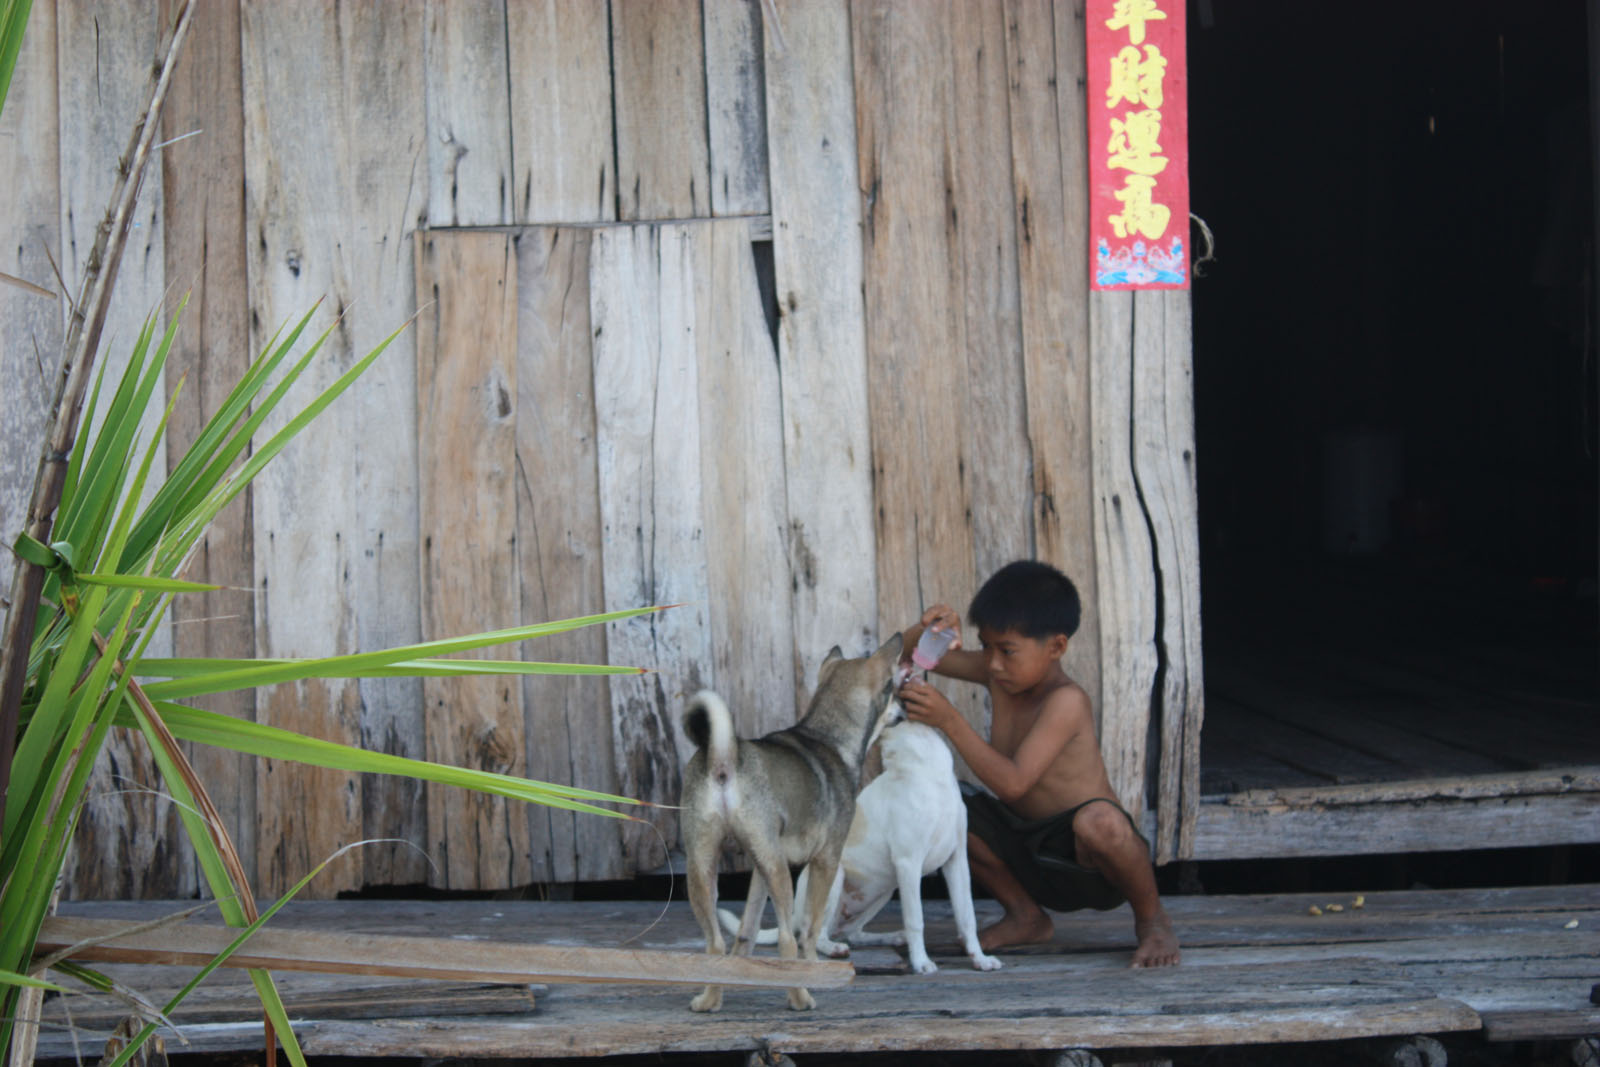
{"left": 32, "top": 885, "right": 1599, "bottom": 1061}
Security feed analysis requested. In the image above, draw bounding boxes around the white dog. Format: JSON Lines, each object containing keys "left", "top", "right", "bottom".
{"left": 722, "top": 704, "right": 1002, "bottom": 975}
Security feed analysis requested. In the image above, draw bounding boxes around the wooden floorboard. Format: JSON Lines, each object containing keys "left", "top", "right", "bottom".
{"left": 32, "top": 886, "right": 1598, "bottom": 1059}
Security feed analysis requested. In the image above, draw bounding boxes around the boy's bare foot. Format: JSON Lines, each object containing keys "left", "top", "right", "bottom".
{"left": 978, "top": 908, "right": 1054, "bottom": 951}
{"left": 1131, "top": 914, "right": 1180, "bottom": 967}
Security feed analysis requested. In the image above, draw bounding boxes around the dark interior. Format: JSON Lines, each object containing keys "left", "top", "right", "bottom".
{"left": 1189, "top": 0, "right": 1600, "bottom": 795}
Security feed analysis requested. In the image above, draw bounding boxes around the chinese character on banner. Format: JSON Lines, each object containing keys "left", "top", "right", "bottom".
{"left": 1087, "top": 0, "right": 1189, "bottom": 289}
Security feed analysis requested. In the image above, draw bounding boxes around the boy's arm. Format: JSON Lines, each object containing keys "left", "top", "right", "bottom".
{"left": 904, "top": 604, "right": 989, "bottom": 684}
{"left": 898, "top": 678, "right": 1083, "bottom": 805}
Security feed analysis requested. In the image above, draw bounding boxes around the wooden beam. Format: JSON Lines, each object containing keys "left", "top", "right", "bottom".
{"left": 1224, "top": 766, "right": 1600, "bottom": 809}
{"left": 35, "top": 918, "right": 854, "bottom": 991}
{"left": 1188, "top": 790, "right": 1600, "bottom": 860}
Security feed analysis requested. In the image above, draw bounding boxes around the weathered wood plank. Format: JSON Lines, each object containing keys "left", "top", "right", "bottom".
{"left": 56, "top": 0, "right": 183, "bottom": 900}
{"left": 1134, "top": 290, "right": 1204, "bottom": 862}
{"left": 950, "top": 0, "right": 1031, "bottom": 582}
{"left": 240, "top": 0, "right": 428, "bottom": 895}
{"left": 612, "top": 0, "right": 710, "bottom": 220}
{"left": 514, "top": 226, "right": 625, "bottom": 883}
{"left": 423, "top": 0, "right": 513, "bottom": 226}
{"left": 1089, "top": 290, "right": 1156, "bottom": 817}
{"left": 762, "top": 0, "right": 876, "bottom": 700}
{"left": 591, "top": 223, "right": 715, "bottom": 869}
{"left": 703, "top": 0, "right": 771, "bottom": 217}
{"left": 852, "top": 1, "right": 981, "bottom": 730}
{"left": 697, "top": 221, "right": 795, "bottom": 735}
{"left": 37, "top": 916, "right": 853, "bottom": 989}
{"left": 506, "top": 0, "right": 615, "bottom": 222}
{"left": 1191, "top": 790, "right": 1600, "bottom": 859}
{"left": 1225, "top": 766, "right": 1600, "bottom": 809}
{"left": 0, "top": 0, "right": 61, "bottom": 608}
{"left": 1006, "top": 0, "right": 1103, "bottom": 711}
{"left": 416, "top": 230, "right": 527, "bottom": 890}
{"left": 160, "top": 0, "right": 257, "bottom": 895}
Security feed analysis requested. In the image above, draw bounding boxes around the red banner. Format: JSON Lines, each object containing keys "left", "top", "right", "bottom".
{"left": 1086, "top": 0, "right": 1189, "bottom": 289}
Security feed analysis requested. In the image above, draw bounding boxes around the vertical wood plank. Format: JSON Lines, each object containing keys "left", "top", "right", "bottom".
{"left": 1134, "top": 290, "right": 1204, "bottom": 861}
{"left": 161, "top": 0, "right": 257, "bottom": 896}
{"left": 762, "top": 0, "right": 876, "bottom": 700}
{"left": 703, "top": 0, "right": 771, "bottom": 217}
{"left": 424, "top": 0, "right": 513, "bottom": 226}
{"left": 0, "top": 1, "right": 60, "bottom": 614}
{"left": 514, "top": 226, "right": 625, "bottom": 883}
{"left": 697, "top": 221, "right": 794, "bottom": 735}
{"left": 241, "top": 0, "right": 428, "bottom": 895}
{"left": 416, "top": 230, "right": 529, "bottom": 890}
{"left": 591, "top": 223, "right": 715, "bottom": 870}
{"left": 612, "top": 0, "right": 710, "bottom": 220}
{"left": 852, "top": 1, "right": 981, "bottom": 728}
{"left": 1090, "top": 290, "right": 1155, "bottom": 818}
{"left": 506, "top": 0, "right": 615, "bottom": 223}
{"left": 947, "top": 0, "right": 1031, "bottom": 584}
{"left": 1005, "top": 0, "right": 1102, "bottom": 718}
{"left": 56, "top": 0, "right": 184, "bottom": 899}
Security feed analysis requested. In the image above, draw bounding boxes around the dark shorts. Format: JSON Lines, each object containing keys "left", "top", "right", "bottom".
{"left": 961, "top": 783, "right": 1146, "bottom": 913}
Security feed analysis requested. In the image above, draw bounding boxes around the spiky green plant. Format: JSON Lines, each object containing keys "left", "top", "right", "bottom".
{"left": 0, "top": 304, "right": 661, "bottom": 1067}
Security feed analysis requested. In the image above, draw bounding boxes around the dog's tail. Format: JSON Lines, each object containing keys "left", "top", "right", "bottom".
{"left": 716, "top": 906, "right": 782, "bottom": 944}
{"left": 682, "top": 690, "right": 737, "bottom": 783}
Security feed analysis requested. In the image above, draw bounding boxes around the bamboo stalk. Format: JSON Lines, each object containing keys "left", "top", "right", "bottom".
{"left": 0, "top": 0, "right": 196, "bottom": 832}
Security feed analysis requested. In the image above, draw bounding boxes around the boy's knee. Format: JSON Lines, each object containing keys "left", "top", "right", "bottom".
{"left": 1073, "top": 801, "right": 1133, "bottom": 853}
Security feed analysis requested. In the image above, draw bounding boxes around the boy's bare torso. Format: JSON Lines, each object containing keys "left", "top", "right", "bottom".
{"left": 988, "top": 672, "right": 1119, "bottom": 821}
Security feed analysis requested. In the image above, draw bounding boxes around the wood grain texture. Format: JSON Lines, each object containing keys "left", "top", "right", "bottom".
{"left": 1089, "top": 290, "right": 1155, "bottom": 818}
{"left": 416, "top": 230, "right": 528, "bottom": 890}
{"left": 423, "top": 0, "right": 513, "bottom": 226}
{"left": 0, "top": 0, "right": 61, "bottom": 608}
{"left": 507, "top": 0, "right": 615, "bottom": 223}
{"left": 160, "top": 0, "right": 258, "bottom": 894}
{"left": 37, "top": 916, "right": 853, "bottom": 988}
{"left": 1191, "top": 791, "right": 1600, "bottom": 860}
{"left": 1005, "top": 0, "right": 1102, "bottom": 715}
{"left": 854, "top": 1, "right": 991, "bottom": 740}
{"left": 55, "top": 0, "right": 184, "bottom": 899}
{"left": 1133, "top": 289, "right": 1203, "bottom": 860}
{"left": 241, "top": 0, "right": 428, "bottom": 895}
{"left": 590, "top": 223, "right": 715, "bottom": 869}
{"left": 762, "top": 0, "right": 876, "bottom": 701}
{"left": 703, "top": 0, "right": 771, "bottom": 217}
{"left": 696, "top": 220, "right": 794, "bottom": 735}
{"left": 514, "top": 226, "right": 624, "bottom": 883}
{"left": 949, "top": 0, "right": 1031, "bottom": 583}
{"left": 612, "top": 0, "right": 710, "bottom": 220}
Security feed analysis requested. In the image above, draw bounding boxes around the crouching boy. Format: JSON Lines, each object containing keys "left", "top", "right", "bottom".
{"left": 897, "top": 559, "right": 1180, "bottom": 968}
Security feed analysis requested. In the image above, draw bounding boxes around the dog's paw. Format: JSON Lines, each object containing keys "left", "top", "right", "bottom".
{"left": 690, "top": 987, "right": 724, "bottom": 1013}
{"left": 971, "top": 952, "right": 1003, "bottom": 971}
{"left": 817, "top": 937, "right": 850, "bottom": 958}
{"left": 908, "top": 954, "right": 938, "bottom": 975}
{"left": 786, "top": 987, "right": 816, "bottom": 1011}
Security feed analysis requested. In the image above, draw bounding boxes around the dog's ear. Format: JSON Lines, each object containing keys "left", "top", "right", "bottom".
{"left": 815, "top": 645, "right": 844, "bottom": 684}
{"left": 873, "top": 631, "right": 904, "bottom": 663}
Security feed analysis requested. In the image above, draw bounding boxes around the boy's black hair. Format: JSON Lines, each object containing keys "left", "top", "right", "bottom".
{"left": 967, "top": 559, "right": 1081, "bottom": 639}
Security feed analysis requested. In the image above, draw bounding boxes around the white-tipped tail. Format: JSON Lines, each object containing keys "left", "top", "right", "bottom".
{"left": 682, "top": 690, "right": 737, "bottom": 773}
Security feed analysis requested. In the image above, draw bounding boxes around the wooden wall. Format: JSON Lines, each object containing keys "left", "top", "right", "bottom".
{"left": 0, "top": 0, "right": 1202, "bottom": 897}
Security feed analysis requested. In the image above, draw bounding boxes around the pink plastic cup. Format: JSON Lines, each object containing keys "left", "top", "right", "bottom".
{"left": 911, "top": 626, "right": 957, "bottom": 670}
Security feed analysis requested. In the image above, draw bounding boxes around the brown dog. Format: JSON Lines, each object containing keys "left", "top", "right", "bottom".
{"left": 677, "top": 634, "right": 903, "bottom": 1011}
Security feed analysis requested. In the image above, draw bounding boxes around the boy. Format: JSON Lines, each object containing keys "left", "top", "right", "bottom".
{"left": 896, "top": 559, "right": 1181, "bottom": 968}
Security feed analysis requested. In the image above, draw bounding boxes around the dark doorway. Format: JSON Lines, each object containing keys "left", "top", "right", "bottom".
{"left": 1188, "top": 0, "right": 1600, "bottom": 797}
